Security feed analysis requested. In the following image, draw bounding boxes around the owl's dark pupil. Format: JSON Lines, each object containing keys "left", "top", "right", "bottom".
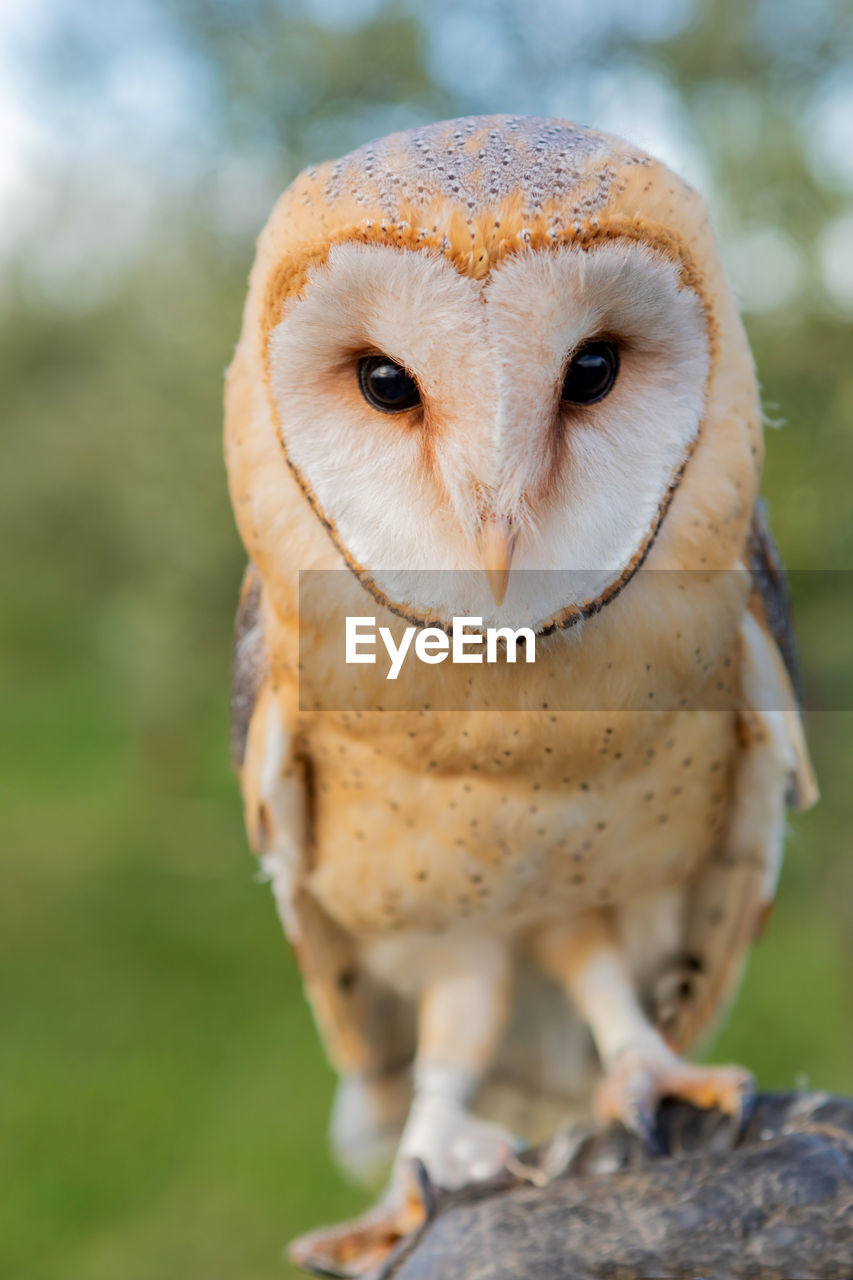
{"left": 561, "top": 341, "right": 619, "bottom": 405}
{"left": 358, "top": 355, "right": 421, "bottom": 413}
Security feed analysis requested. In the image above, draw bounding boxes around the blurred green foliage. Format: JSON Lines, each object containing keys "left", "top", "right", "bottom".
{"left": 1, "top": 0, "right": 851, "bottom": 1276}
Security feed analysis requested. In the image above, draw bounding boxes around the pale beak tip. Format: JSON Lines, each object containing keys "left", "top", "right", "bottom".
{"left": 481, "top": 516, "right": 516, "bottom": 607}
{"left": 485, "top": 566, "right": 510, "bottom": 607}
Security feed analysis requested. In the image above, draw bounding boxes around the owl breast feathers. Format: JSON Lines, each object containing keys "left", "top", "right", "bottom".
{"left": 224, "top": 115, "right": 817, "bottom": 1277}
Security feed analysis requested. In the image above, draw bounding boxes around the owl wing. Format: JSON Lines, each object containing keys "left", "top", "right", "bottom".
{"left": 232, "top": 564, "right": 414, "bottom": 1083}
{"left": 662, "top": 504, "right": 818, "bottom": 1055}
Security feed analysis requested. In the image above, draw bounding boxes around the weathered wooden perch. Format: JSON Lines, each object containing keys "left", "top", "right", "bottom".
{"left": 371, "top": 1093, "right": 853, "bottom": 1280}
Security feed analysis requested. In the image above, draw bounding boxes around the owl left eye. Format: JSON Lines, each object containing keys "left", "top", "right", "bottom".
{"left": 358, "top": 355, "right": 421, "bottom": 413}
{"left": 561, "top": 340, "right": 619, "bottom": 405}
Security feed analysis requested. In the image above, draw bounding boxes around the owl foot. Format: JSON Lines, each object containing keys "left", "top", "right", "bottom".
{"left": 289, "top": 1160, "right": 431, "bottom": 1279}
{"left": 595, "top": 1044, "right": 754, "bottom": 1150}
{"left": 397, "top": 1091, "right": 517, "bottom": 1189}
{"left": 291, "top": 1099, "right": 518, "bottom": 1276}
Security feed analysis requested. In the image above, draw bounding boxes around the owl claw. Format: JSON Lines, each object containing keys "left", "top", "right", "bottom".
{"left": 288, "top": 1160, "right": 430, "bottom": 1278}
{"left": 595, "top": 1046, "right": 755, "bottom": 1150}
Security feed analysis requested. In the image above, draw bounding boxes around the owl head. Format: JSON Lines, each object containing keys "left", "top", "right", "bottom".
{"left": 226, "top": 116, "right": 762, "bottom": 635}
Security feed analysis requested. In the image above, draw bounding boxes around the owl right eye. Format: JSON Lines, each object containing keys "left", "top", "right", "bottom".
{"left": 357, "top": 355, "right": 421, "bottom": 413}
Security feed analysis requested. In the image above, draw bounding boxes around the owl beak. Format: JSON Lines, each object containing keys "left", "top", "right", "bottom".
{"left": 481, "top": 516, "right": 517, "bottom": 606}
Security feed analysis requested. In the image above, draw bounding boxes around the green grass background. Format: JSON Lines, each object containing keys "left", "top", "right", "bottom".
{"left": 2, "top": 2, "right": 852, "bottom": 1276}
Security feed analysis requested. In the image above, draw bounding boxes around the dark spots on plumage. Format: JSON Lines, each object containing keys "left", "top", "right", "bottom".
{"left": 416, "top": 870, "right": 429, "bottom": 881}
{"left": 469, "top": 872, "right": 483, "bottom": 884}
{"left": 657, "top": 813, "right": 669, "bottom": 825}
{"left": 595, "top": 820, "right": 607, "bottom": 831}
{"left": 706, "top": 906, "right": 724, "bottom": 926}
{"left": 580, "top": 782, "right": 590, "bottom": 792}
{"left": 671, "top": 785, "right": 682, "bottom": 797}
{"left": 338, "top": 968, "right": 358, "bottom": 993}
{"left": 682, "top": 756, "right": 693, "bottom": 768}
{"left": 571, "top": 873, "right": 586, "bottom": 885}
{"left": 644, "top": 791, "right": 655, "bottom": 802}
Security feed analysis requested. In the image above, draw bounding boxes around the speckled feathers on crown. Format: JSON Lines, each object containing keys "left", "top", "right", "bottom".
{"left": 258, "top": 115, "right": 716, "bottom": 340}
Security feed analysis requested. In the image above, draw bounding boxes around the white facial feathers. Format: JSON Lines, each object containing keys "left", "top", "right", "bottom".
{"left": 267, "top": 240, "right": 710, "bottom": 628}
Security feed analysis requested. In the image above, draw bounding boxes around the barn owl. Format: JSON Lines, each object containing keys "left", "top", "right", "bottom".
{"left": 225, "top": 115, "right": 817, "bottom": 1276}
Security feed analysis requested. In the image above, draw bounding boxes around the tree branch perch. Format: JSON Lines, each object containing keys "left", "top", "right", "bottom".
{"left": 373, "top": 1092, "right": 853, "bottom": 1280}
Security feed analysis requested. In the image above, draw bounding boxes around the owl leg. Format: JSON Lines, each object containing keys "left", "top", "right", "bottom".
{"left": 532, "top": 911, "right": 753, "bottom": 1144}
{"left": 395, "top": 936, "right": 516, "bottom": 1186}
{"left": 290, "top": 936, "right": 514, "bottom": 1277}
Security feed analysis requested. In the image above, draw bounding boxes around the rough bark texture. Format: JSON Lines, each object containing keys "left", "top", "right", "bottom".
{"left": 379, "top": 1093, "right": 853, "bottom": 1280}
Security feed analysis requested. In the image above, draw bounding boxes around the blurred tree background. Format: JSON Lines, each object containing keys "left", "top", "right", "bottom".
{"left": 1, "top": 0, "right": 851, "bottom": 1276}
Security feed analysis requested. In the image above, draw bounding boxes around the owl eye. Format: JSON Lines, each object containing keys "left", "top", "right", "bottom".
{"left": 358, "top": 355, "right": 421, "bottom": 413}
{"left": 561, "top": 341, "right": 619, "bottom": 405}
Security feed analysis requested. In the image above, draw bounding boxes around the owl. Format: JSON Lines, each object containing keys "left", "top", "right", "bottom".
{"left": 225, "top": 116, "right": 817, "bottom": 1276}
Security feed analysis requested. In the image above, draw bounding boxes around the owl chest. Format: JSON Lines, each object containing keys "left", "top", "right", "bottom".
{"left": 304, "top": 712, "right": 737, "bottom": 939}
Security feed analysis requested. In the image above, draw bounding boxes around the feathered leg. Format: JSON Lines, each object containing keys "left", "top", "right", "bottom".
{"left": 290, "top": 935, "right": 515, "bottom": 1277}
{"left": 531, "top": 911, "right": 753, "bottom": 1144}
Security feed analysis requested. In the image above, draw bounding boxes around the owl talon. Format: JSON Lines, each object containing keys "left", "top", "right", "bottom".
{"left": 595, "top": 1046, "right": 755, "bottom": 1146}
{"left": 289, "top": 1160, "right": 429, "bottom": 1278}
